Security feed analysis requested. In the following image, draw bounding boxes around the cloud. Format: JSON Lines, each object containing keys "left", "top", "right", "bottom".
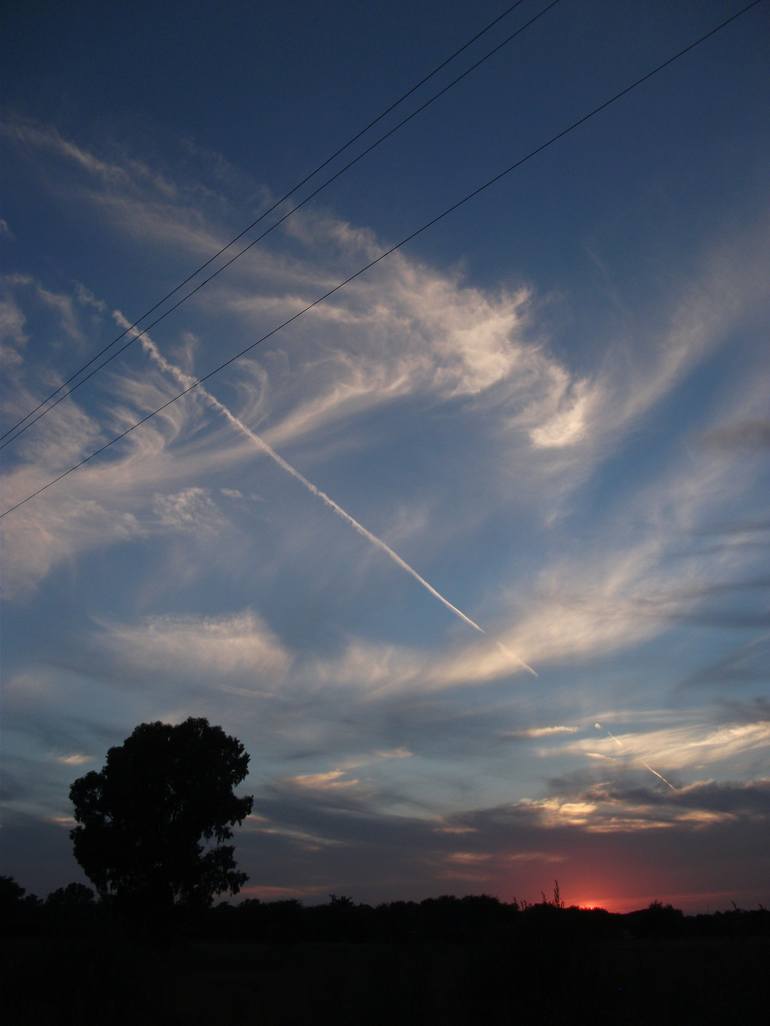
{"left": 96, "top": 610, "right": 291, "bottom": 682}
{"left": 3, "top": 121, "right": 768, "bottom": 483}
{"left": 679, "top": 634, "right": 770, "bottom": 689}
{"left": 527, "top": 378, "right": 599, "bottom": 449}
{"left": 717, "top": 696, "right": 770, "bottom": 724}
{"left": 0, "top": 290, "right": 27, "bottom": 368}
{"left": 227, "top": 771, "right": 770, "bottom": 909}
{"left": 0, "top": 277, "right": 263, "bottom": 597}
{"left": 2, "top": 129, "right": 767, "bottom": 611}
{"left": 0, "top": 120, "right": 636, "bottom": 476}
{"left": 4, "top": 723, "right": 769, "bottom": 907}
{"left": 286, "top": 769, "right": 360, "bottom": 791}
{"left": 55, "top": 753, "right": 92, "bottom": 766}
{"left": 559, "top": 720, "right": 770, "bottom": 775}
{"left": 702, "top": 419, "right": 770, "bottom": 451}
{"left": 0, "top": 488, "right": 143, "bottom": 600}
{"left": 695, "top": 518, "right": 770, "bottom": 538}
{"left": 74, "top": 282, "right": 107, "bottom": 313}
{"left": 3, "top": 234, "right": 766, "bottom": 694}
{"left": 0, "top": 117, "right": 177, "bottom": 198}
{"left": 1, "top": 127, "right": 768, "bottom": 893}
{"left": 502, "top": 725, "right": 578, "bottom": 739}
{"left": 152, "top": 486, "right": 225, "bottom": 532}
{"left": 110, "top": 310, "right": 527, "bottom": 665}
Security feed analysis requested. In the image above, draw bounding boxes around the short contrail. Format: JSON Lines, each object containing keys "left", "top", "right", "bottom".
{"left": 118, "top": 315, "right": 536, "bottom": 676}
{"left": 594, "top": 722, "right": 676, "bottom": 790}
{"left": 496, "top": 641, "right": 537, "bottom": 676}
{"left": 639, "top": 760, "right": 676, "bottom": 791}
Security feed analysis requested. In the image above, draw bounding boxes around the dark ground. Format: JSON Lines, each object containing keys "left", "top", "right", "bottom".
{"left": 5, "top": 934, "right": 770, "bottom": 1025}
{"left": 4, "top": 895, "right": 769, "bottom": 1024}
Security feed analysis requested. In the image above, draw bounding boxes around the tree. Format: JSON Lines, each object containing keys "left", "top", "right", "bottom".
{"left": 69, "top": 717, "right": 253, "bottom": 908}
{"left": 0, "top": 876, "right": 41, "bottom": 936}
{"left": 45, "top": 882, "right": 95, "bottom": 908}
{"left": 0, "top": 875, "right": 29, "bottom": 908}
{"left": 0, "top": 875, "right": 40, "bottom": 910}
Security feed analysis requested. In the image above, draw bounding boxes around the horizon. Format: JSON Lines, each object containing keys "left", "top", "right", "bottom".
{"left": 1, "top": 0, "right": 769, "bottom": 914}
{"left": 8, "top": 867, "right": 762, "bottom": 917}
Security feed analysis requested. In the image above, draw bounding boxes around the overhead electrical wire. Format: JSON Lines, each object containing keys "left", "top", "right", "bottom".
{"left": 0, "top": 0, "right": 562, "bottom": 454}
{"left": 0, "top": 0, "right": 763, "bottom": 521}
{"left": 0, "top": 0, "right": 537, "bottom": 449}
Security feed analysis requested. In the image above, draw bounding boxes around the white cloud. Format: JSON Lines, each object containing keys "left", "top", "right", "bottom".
{"left": 446, "top": 851, "right": 492, "bottom": 864}
{"left": 152, "top": 486, "right": 224, "bottom": 532}
{"left": 306, "top": 426, "right": 768, "bottom": 690}
{"left": 0, "top": 489, "right": 142, "bottom": 600}
{"left": 528, "top": 379, "right": 598, "bottom": 448}
{"left": 97, "top": 610, "right": 291, "bottom": 681}
{"left": 74, "top": 282, "right": 107, "bottom": 313}
{"left": 1, "top": 121, "right": 603, "bottom": 468}
{"left": 561, "top": 720, "right": 770, "bottom": 774}
{"left": 503, "top": 725, "right": 578, "bottom": 739}
{"left": 48, "top": 815, "right": 77, "bottom": 828}
{"left": 55, "top": 753, "right": 92, "bottom": 766}
{"left": 2, "top": 129, "right": 768, "bottom": 703}
{"left": 286, "top": 768, "right": 360, "bottom": 790}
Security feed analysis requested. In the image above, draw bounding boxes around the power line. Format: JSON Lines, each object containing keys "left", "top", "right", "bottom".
{"left": 1, "top": 0, "right": 763, "bottom": 521}
{"left": 0, "top": 0, "right": 535, "bottom": 449}
{"left": 0, "top": 0, "right": 562, "bottom": 454}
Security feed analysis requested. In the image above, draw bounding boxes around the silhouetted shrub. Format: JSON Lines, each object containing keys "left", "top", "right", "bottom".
{"left": 626, "top": 900, "right": 685, "bottom": 938}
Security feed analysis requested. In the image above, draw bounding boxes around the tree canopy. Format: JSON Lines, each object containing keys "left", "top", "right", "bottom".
{"left": 69, "top": 717, "right": 253, "bottom": 908}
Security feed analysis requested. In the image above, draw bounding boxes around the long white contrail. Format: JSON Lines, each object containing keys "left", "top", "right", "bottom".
{"left": 118, "top": 315, "right": 536, "bottom": 676}
{"left": 594, "top": 722, "right": 676, "bottom": 791}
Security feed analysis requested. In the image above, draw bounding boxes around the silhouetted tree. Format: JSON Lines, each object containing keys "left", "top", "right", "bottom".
{"left": 0, "top": 875, "right": 29, "bottom": 908}
{"left": 69, "top": 717, "right": 253, "bottom": 909}
{"left": 45, "top": 882, "right": 95, "bottom": 908}
{"left": 0, "top": 876, "right": 41, "bottom": 937}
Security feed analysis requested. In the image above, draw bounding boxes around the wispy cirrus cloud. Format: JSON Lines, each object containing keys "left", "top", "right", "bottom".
{"left": 11, "top": 116, "right": 763, "bottom": 484}
{"left": 702, "top": 419, "right": 770, "bottom": 451}
{"left": 557, "top": 719, "right": 770, "bottom": 776}
{"left": 0, "top": 117, "right": 178, "bottom": 198}
{"left": 94, "top": 610, "right": 292, "bottom": 683}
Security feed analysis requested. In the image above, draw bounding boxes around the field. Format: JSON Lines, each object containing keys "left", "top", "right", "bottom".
{"left": 5, "top": 927, "right": 769, "bottom": 1025}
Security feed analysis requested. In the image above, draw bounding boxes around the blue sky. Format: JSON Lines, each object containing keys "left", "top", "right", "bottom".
{"left": 1, "top": 0, "right": 769, "bottom": 910}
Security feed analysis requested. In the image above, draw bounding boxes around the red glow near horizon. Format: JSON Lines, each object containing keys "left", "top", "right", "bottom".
{"left": 564, "top": 888, "right": 747, "bottom": 914}
{"left": 569, "top": 896, "right": 627, "bottom": 912}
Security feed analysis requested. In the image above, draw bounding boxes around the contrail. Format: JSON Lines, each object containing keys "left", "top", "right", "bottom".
{"left": 496, "top": 641, "right": 537, "bottom": 676}
{"left": 118, "top": 315, "right": 536, "bottom": 676}
{"left": 639, "top": 760, "right": 676, "bottom": 791}
{"left": 594, "top": 722, "right": 676, "bottom": 791}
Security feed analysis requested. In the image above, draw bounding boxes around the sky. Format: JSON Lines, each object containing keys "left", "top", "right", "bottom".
{"left": 1, "top": 0, "right": 769, "bottom": 912}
